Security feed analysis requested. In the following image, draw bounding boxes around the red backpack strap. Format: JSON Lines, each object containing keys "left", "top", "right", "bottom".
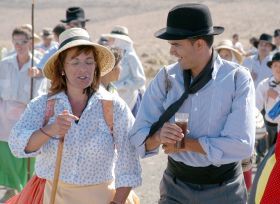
{"left": 101, "top": 100, "right": 113, "bottom": 135}
{"left": 43, "top": 99, "right": 56, "bottom": 126}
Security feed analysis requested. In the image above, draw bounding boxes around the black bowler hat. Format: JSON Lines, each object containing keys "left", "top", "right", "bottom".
{"left": 254, "top": 33, "right": 276, "bottom": 50}
{"left": 267, "top": 52, "right": 280, "bottom": 68}
{"left": 60, "top": 7, "right": 90, "bottom": 23}
{"left": 154, "top": 3, "right": 224, "bottom": 40}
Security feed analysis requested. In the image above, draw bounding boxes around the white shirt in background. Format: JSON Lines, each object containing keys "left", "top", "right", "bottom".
{"left": 256, "top": 76, "right": 280, "bottom": 123}
{"left": 243, "top": 54, "right": 272, "bottom": 88}
{"left": 0, "top": 54, "right": 43, "bottom": 141}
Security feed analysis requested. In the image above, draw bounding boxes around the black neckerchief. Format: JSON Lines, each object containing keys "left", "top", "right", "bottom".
{"left": 269, "top": 78, "right": 280, "bottom": 88}
{"left": 144, "top": 51, "right": 217, "bottom": 142}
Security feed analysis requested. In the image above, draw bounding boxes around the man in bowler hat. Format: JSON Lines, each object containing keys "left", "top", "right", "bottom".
{"left": 243, "top": 33, "right": 276, "bottom": 88}
{"left": 61, "top": 7, "right": 90, "bottom": 29}
{"left": 130, "top": 3, "right": 255, "bottom": 203}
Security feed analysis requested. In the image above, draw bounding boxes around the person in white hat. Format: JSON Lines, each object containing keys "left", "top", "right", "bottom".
{"left": 101, "top": 47, "right": 123, "bottom": 96}
{"left": 101, "top": 25, "right": 146, "bottom": 117}
{"left": 8, "top": 28, "right": 141, "bottom": 204}
{"left": 215, "top": 39, "right": 243, "bottom": 64}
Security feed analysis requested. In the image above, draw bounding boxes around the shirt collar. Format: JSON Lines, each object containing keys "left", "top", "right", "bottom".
{"left": 47, "top": 85, "right": 113, "bottom": 102}
{"left": 212, "top": 53, "right": 223, "bottom": 80}
{"left": 252, "top": 53, "right": 271, "bottom": 63}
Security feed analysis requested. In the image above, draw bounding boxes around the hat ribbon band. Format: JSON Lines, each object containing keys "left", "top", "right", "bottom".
{"left": 166, "top": 26, "right": 214, "bottom": 36}
{"left": 59, "top": 36, "right": 90, "bottom": 49}
{"left": 111, "top": 31, "right": 128, "bottom": 36}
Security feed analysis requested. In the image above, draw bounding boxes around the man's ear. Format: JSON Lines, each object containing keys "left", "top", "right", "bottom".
{"left": 194, "top": 39, "right": 206, "bottom": 50}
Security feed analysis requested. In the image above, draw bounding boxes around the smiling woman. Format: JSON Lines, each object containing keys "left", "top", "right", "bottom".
{"left": 7, "top": 28, "right": 142, "bottom": 204}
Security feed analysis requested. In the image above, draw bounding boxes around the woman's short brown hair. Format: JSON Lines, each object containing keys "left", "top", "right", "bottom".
{"left": 48, "top": 45, "right": 100, "bottom": 96}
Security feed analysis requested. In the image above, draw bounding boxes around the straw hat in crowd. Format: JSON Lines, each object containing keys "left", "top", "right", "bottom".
{"left": 101, "top": 25, "right": 133, "bottom": 43}
{"left": 215, "top": 39, "right": 243, "bottom": 64}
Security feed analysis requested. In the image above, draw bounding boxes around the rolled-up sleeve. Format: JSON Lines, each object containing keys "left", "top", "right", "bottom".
{"left": 129, "top": 68, "right": 168, "bottom": 158}
{"left": 9, "top": 95, "right": 47, "bottom": 158}
{"left": 199, "top": 68, "right": 256, "bottom": 164}
{"left": 114, "top": 101, "right": 142, "bottom": 188}
{"left": 255, "top": 80, "right": 266, "bottom": 111}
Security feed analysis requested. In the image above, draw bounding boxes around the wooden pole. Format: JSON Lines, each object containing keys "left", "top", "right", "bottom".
{"left": 49, "top": 139, "right": 64, "bottom": 204}
{"left": 30, "top": 0, "right": 35, "bottom": 100}
{"left": 27, "top": 0, "right": 35, "bottom": 181}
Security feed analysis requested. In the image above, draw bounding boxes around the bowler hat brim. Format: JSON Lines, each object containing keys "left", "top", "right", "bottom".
{"left": 254, "top": 40, "right": 277, "bottom": 51}
{"left": 154, "top": 26, "right": 224, "bottom": 40}
{"left": 60, "top": 18, "right": 90, "bottom": 23}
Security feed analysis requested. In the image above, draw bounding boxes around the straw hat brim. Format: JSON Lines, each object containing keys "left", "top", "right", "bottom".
{"left": 216, "top": 45, "right": 243, "bottom": 64}
{"left": 33, "top": 33, "right": 41, "bottom": 44}
{"left": 102, "top": 33, "right": 132, "bottom": 43}
{"left": 43, "top": 40, "right": 115, "bottom": 80}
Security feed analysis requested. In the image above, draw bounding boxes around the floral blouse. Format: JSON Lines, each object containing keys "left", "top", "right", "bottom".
{"left": 9, "top": 87, "right": 142, "bottom": 188}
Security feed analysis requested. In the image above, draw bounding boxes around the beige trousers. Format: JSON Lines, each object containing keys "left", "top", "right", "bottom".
{"left": 43, "top": 180, "right": 139, "bottom": 204}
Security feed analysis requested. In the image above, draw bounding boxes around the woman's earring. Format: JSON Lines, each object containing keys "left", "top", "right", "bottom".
{"left": 61, "top": 72, "right": 65, "bottom": 76}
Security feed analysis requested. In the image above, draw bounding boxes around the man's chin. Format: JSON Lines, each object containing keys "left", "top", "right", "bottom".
{"left": 178, "top": 62, "right": 188, "bottom": 70}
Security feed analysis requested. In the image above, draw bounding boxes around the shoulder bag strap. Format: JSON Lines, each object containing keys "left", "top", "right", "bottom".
{"left": 43, "top": 99, "right": 56, "bottom": 126}
{"left": 101, "top": 100, "right": 114, "bottom": 136}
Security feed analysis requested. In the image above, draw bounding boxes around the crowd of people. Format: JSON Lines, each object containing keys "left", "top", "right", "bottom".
{"left": 0, "top": 3, "right": 279, "bottom": 204}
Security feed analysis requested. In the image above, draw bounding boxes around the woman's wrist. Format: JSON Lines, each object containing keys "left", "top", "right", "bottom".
{"left": 40, "top": 127, "right": 60, "bottom": 140}
{"left": 40, "top": 125, "right": 60, "bottom": 140}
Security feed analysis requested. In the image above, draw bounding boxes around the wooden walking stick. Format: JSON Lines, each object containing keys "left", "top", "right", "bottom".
{"left": 30, "top": 0, "right": 35, "bottom": 100}
{"left": 49, "top": 138, "right": 64, "bottom": 204}
{"left": 27, "top": 0, "right": 35, "bottom": 181}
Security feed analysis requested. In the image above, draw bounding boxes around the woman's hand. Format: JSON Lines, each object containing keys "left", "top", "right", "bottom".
{"left": 50, "top": 110, "right": 79, "bottom": 138}
{"left": 25, "top": 110, "right": 79, "bottom": 153}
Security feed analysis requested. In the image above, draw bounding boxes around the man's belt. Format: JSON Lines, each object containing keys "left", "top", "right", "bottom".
{"left": 167, "top": 156, "right": 242, "bottom": 185}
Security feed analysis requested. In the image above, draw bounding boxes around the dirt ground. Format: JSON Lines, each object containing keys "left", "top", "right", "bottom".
{"left": 0, "top": 0, "right": 279, "bottom": 203}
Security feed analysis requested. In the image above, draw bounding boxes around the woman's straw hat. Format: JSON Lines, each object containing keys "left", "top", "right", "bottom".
{"left": 215, "top": 39, "right": 243, "bottom": 64}
{"left": 43, "top": 28, "right": 115, "bottom": 80}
